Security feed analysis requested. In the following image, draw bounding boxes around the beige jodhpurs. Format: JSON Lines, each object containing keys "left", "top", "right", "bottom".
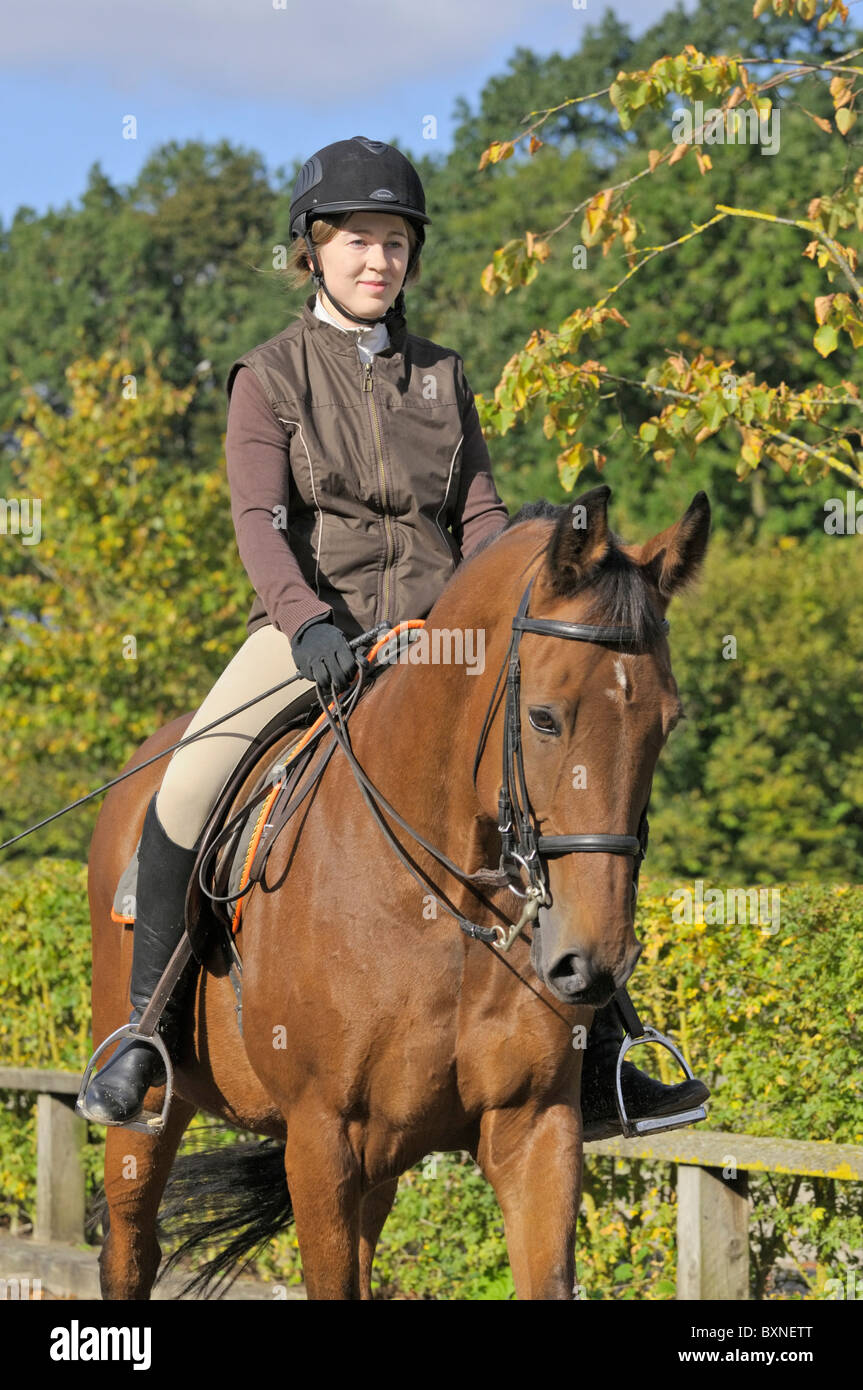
{"left": 154, "top": 625, "right": 319, "bottom": 850}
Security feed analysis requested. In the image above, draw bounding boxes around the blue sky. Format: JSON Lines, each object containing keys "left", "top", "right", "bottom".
{"left": 1, "top": 0, "right": 695, "bottom": 227}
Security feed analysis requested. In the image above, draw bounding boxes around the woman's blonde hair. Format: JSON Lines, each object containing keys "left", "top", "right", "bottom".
{"left": 282, "top": 211, "right": 422, "bottom": 291}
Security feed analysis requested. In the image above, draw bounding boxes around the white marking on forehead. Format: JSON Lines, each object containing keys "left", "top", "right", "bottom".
{"left": 606, "top": 657, "right": 630, "bottom": 702}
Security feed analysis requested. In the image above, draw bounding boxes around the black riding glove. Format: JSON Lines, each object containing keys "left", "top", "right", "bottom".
{"left": 290, "top": 618, "right": 357, "bottom": 693}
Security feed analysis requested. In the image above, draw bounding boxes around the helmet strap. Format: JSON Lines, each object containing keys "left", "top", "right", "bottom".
{"left": 303, "top": 234, "right": 411, "bottom": 329}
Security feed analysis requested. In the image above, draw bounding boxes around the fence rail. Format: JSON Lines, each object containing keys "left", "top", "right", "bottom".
{"left": 2, "top": 1066, "right": 860, "bottom": 1300}
{"left": 586, "top": 1128, "right": 862, "bottom": 1299}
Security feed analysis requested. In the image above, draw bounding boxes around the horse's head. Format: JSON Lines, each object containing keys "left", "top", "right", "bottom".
{"left": 472, "top": 485, "right": 710, "bottom": 1007}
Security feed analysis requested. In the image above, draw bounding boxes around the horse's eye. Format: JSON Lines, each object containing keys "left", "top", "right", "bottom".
{"left": 528, "top": 708, "right": 559, "bottom": 735}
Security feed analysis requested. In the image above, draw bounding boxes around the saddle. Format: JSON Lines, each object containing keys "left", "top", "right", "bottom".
{"left": 111, "top": 632, "right": 411, "bottom": 966}
{"left": 185, "top": 686, "right": 326, "bottom": 953}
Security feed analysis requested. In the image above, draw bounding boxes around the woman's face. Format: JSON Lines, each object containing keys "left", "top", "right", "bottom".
{"left": 312, "top": 211, "right": 411, "bottom": 324}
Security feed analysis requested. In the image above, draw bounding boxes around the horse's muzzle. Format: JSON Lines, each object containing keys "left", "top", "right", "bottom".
{"left": 535, "top": 934, "right": 642, "bottom": 1007}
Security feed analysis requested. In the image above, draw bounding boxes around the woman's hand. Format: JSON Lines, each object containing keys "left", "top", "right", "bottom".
{"left": 290, "top": 618, "right": 358, "bottom": 692}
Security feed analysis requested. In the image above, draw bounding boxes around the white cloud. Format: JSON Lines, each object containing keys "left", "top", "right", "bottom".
{"left": 2, "top": 0, "right": 572, "bottom": 103}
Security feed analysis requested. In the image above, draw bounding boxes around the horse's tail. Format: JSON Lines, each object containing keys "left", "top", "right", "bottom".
{"left": 153, "top": 1132, "right": 294, "bottom": 1299}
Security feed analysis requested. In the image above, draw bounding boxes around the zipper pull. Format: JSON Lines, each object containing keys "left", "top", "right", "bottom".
{"left": 363, "top": 362, "right": 373, "bottom": 392}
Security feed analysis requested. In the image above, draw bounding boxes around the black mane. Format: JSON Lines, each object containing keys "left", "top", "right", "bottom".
{"left": 475, "top": 498, "right": 665, "bottom": 647}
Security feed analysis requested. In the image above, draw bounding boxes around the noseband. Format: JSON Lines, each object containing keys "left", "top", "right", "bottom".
{"left": 471, "top": 576, "right": 669, "bottom": 948}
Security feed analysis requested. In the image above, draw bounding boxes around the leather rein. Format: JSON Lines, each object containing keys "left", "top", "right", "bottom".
{"left": 308, "top": 574, "right": 669, "bottom": 951}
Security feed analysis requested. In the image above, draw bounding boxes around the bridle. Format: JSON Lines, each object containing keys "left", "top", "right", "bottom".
{"left": 312, "top": 571, "right": 669, "bottom": 951}
{"left": 465, "top": 575, "right": 669, "bottom": 948}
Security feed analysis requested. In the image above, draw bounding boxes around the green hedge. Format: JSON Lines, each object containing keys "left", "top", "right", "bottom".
{"left": 649, "top": 536, "right": 863, "bottom": 884}
{"left": 1, "top": 860, "right": 861, "bottom": 1299}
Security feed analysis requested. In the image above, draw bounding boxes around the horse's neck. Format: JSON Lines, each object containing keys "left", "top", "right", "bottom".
{"left": 350, "top": 621, "right": 510, "bottom": 861}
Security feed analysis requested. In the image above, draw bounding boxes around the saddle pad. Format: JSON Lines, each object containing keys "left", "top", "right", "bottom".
{"left": 110, "top": 749, "right": 296, "bottom": 930}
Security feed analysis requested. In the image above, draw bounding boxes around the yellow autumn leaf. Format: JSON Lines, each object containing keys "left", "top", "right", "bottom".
{"left": 836, "top": 108, "right": 856, "bottom": 136}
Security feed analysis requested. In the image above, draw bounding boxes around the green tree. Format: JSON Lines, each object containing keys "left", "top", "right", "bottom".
{"left": 471, "top": 0, "right": 863, "bottom": 534}
{"left": 0, "top": 349, "right": 250, "bottom": 860}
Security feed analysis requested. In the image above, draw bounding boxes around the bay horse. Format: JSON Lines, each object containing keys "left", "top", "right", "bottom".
{"left": 87, "top": 485, "right": 710, "bottom": 1300}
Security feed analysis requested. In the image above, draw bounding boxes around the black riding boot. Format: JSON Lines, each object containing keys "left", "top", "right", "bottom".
{"left": 580, "top": 998, "right": 710, "bottom": 1142}
{"left": 82, "top": 793, "right": 201, "bottom": 1126}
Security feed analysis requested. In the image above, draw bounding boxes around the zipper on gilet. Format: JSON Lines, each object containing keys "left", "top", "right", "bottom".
{"left": 362, "top": 360, "right": 395, "bottom": 626}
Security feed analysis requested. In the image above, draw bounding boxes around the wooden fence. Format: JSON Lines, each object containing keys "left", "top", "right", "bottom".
{"left": 2, "top": 1066, "right": 861, "bottom": 1299}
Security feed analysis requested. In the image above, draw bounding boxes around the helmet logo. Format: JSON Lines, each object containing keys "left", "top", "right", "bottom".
{"left": 369, "top": 188, "right": 397, "bottom": 201}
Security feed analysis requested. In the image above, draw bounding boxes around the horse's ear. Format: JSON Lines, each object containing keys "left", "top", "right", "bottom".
{"left": 536, "top": 485, "right": 612, "bottom": 599}
{"left": 638, "top": 492, "right": 711, "bottom": 598}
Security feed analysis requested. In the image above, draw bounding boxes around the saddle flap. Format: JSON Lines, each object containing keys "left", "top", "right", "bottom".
{"left": 185, "top": 714, "right": 316, "bottom": 959}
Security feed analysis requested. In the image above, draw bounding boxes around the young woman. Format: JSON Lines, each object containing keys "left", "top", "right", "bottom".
{"left": 82, "top": 136, "right": 707, "bottom": 1135}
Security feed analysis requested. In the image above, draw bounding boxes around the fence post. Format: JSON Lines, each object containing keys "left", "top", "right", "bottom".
{"left": 676, "top": 1162, "right": 749, "bottom": 1300}
{"left": 34, "top": 1093, "right": 86, "bottom": 1244}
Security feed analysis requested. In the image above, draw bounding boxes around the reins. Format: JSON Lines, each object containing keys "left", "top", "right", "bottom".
{"left": 259, "top": 575, "right": 670, "bottom": 953}
{"left": 0, "top": 623, "right": 393, "bottom": 855}
{"left": 4, "top": 579, "right": 668, "bottom": 962}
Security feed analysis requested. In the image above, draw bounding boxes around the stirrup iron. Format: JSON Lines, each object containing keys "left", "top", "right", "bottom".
{"left": 610, "top": 989, "right": 707, "bottom": 1139}
{"left": 614, "top": 1025, "right": 707, "bottom": 1138}
{"left": 75, "top": 1025, "right": 173, "bottom": 1135}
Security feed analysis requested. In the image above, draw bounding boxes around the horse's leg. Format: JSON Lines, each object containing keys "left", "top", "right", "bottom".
{"left": 358, "top": 1178, "right": 398, "bottom": 1300}
{"left": 98, "top": 1095, "right": 196, "bottom": 1300}
{"left": 282, "top": 1105, "right": 363, "bottom": 1300}
{"left": 477, "top": 1102, "right": 581, "bottom": 1301}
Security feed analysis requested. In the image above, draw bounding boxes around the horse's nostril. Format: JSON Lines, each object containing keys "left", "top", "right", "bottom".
{"left": 546, "top": 951, "right": 619, "bottom": 1004}
{"left": 549, "top": 953, "right": 589, "bottom": 987}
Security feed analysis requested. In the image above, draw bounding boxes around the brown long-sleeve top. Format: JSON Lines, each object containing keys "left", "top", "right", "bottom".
{"left": 225, "top": 359, "right": 511, "bottom": 643}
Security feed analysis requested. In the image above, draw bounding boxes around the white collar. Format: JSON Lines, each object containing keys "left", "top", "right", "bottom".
{"left": 313, "top": 293, "right": 390, "bottom": 354}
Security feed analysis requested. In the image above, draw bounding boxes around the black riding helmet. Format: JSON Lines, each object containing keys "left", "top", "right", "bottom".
{"left": 289, "top": 135, "right": 431, "bottom": 328}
